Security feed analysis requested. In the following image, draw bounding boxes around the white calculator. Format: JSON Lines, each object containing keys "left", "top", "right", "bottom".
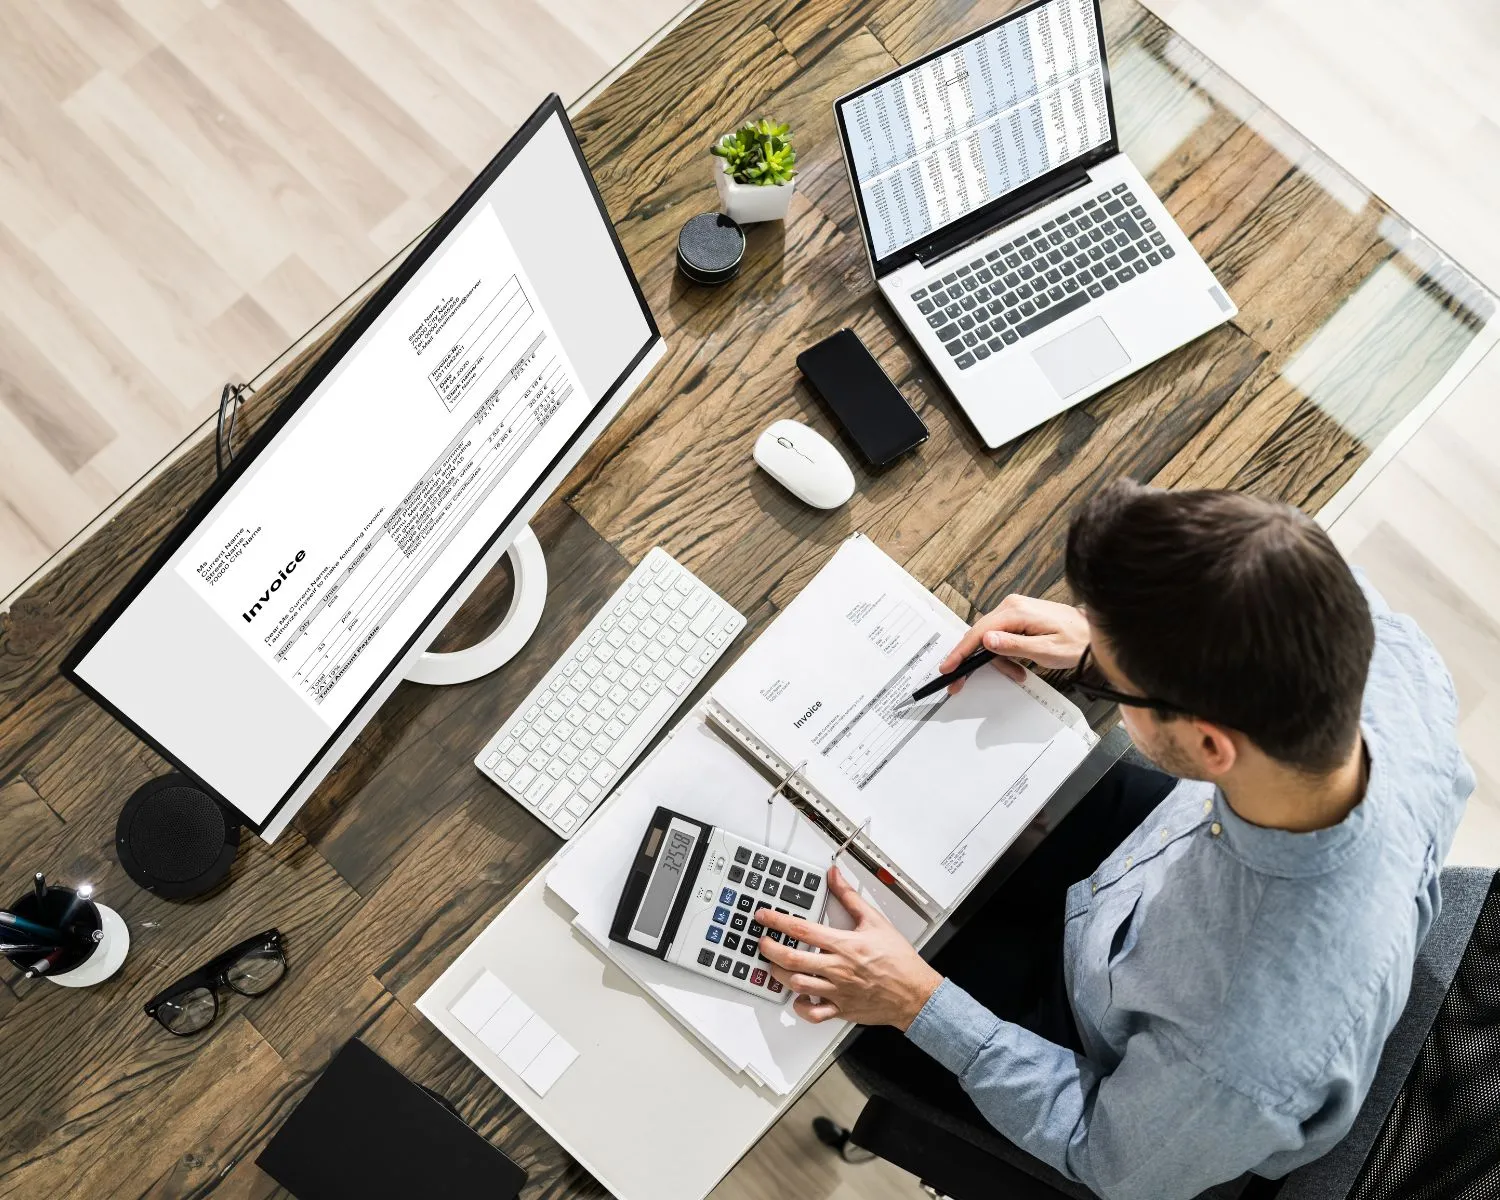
{"left": 609, "top": 806, "right": 830, "bottom": 1002}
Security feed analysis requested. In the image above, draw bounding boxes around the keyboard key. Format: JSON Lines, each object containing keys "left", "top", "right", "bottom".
{"left": 990, "top": 336, "right": 1007, "bottom": 351}
{"left": 732, "top": 962, "right": 751, "bottom": 980}
{"left": 736, "top": 895, "right": 755, "bottom": 912}
{"left": 768, "top": 979, "right": 784, "bottom": 994}
{"left": 763, "top": 880, "right": 780, "bottom": 897}
{"left": 1146, "top": 251, "right": 1162, "bottom": 266}
{"left": 1103, "top": 275, "right": 1119, "bottom": 290}
{"left": 751, "top": 968, "right": 768, "bottom": 986}
{"left": 749, "top": 920, "right": 764, "bottom": 936}
{"left": 955, "top": 352, "right": 976, "bottom": 369}
{"left": 1087, "top": 283, "right": 1104, "bottom": 298}
{"left": 1161, "top": 245, "right": 1176, "bottom": 258}
{"left": 715, "top": 955, "right": 732, "bottom": 973}
{"left": 1117, "top": 266, "right": 1136, "bottom": 282}
{"left": 1112, "top": 183, "right": 1128, "bottom": 194}
{"left": 727, "top": 865, "right": 744, "bottom": 883}
{"left": 780, "top": 885, "right": 816, "bottom": 909}
{"left": 720, "top": 887, "right": 736, "bottom": 905}
{"left": 751, "top": 853, "right": 769, "bottom": 871}
{"left": 698, "top": 949, "right": 716, "bottom": 966}
{"left": 743, "top": 939, "right": 760, "bottom": 957}
{"left": 917, "top": 299, "right": 934, "bottom": 315}
{"left": 713, "top": 906, "right": 729, "bottom": 924}
{"left": 706, "top": 926, "right": 723, "bottom": 944}
{"left": 731, "top": 913, "right": 747, "bottom": 931}
{"left": 974, "top": 343, "right": 991, "bottom": 361}
{"left": 724, "top": 933, "right": 740, "bottom": 951}
{"left": 802, "top": 872, "right": 822, "bottom": 892}
{"left": 746, "top": 871, "right": 763, "bottom": 890}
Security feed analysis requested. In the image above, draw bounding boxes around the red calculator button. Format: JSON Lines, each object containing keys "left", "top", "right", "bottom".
{"left": 767, "top": 978, "right": 784, "bottom": 994}
{"left": 750, "top": 969, "right": 767, "bottom": 986}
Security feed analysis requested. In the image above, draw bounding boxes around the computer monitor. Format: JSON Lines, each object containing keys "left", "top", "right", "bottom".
{"left": 63, "top": 95, "right": 664, "bottom": 842}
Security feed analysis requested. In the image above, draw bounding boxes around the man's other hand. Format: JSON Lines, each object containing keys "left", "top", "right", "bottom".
{"left": 756, "top": 867, "right": 942, "bottom": 1029}
{"left": 941, "top": 594, "right": 1089, "bottom": 689}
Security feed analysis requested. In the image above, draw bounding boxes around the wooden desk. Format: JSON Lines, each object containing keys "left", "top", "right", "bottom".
{"left": 0, "top": 0, "right": 1490, "bottom": 1194}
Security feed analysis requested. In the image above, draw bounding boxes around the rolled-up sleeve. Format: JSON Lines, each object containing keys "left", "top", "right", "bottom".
{"left": 906, "top": 980, "right": 1300, "bottom": 1200}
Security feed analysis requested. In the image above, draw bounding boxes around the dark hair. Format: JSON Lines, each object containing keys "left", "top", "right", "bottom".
{"left": 1065, "top": 480, "right": 1374, "bottom": 774}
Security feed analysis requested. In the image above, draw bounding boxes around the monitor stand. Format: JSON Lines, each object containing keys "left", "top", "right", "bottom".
{"left": 404, "top": 526, "right": 548, "bottom": 687}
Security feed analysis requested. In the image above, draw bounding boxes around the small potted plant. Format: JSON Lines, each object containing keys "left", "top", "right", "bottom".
{"left": 711, "top": 119, "right": 796, "bottom": 224}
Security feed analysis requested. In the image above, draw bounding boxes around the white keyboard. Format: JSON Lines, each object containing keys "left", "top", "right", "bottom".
{"left": 476, "top": 548, "right": 745, "bottom": 838}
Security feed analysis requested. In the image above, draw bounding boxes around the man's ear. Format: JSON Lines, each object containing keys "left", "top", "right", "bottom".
{"left": 1190, "top": 719, "right": 1238, "bottom": 778}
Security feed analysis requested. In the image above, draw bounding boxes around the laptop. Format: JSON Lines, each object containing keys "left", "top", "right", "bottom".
{"left": 834, "top": 0, "right": 1236, "bottom": 449}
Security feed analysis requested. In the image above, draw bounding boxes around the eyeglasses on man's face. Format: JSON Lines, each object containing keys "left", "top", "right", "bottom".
{"left": 1066, "top": 645, "right": 1192, "bottom": 717}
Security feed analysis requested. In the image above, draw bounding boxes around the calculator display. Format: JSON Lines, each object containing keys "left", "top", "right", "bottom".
{"left": 632, "top": 828, "right": 695, "bottom": 940}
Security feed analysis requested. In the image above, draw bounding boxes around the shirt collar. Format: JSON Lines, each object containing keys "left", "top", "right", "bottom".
{"left": 1212, "top": 722, "right": 1378, "bottom": 878}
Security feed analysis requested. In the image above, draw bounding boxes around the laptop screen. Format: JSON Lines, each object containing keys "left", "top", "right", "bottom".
{"left": 838, "top": 0, "right": 1113, "bottom": 263}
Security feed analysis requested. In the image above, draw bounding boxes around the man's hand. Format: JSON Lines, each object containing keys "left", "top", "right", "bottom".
{"left": 941, "top": 593, "right": 1090, "bottom": 689}
{"left": 757, "top": 867, "right": 942, "bottom": 1029}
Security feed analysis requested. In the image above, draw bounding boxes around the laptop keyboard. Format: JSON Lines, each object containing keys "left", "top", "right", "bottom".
{"left": 911, "top": 183, "right": 1174, "bottom": 370}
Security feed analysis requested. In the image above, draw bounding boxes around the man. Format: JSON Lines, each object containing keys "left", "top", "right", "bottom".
{"left": 756, "top": 480, "right": 1472, "bottom": 1200}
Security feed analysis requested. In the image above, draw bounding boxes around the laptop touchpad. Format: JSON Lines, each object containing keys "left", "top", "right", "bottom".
{"left": 1033, "top": 317, "right": 1130, "bottom": 398}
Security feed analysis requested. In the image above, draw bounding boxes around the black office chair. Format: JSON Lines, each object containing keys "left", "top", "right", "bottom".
{"left": 826, "top": 866, "right": 1500, "bottom": 1200}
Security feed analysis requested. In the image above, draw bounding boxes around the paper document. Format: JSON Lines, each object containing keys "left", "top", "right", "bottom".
{"left": 546, "top": 716, "right": 928, "bottom": 1094}
{"left": 449, "top": 969, "right": 580, "bottom": 1096}
{"left": 173, "top": 206, "right": 588, "bottom": 726}
{"left": 711, "top": 536, "right": 1094, "bottom": 909}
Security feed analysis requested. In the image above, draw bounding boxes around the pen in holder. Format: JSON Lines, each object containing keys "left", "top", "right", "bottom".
{"left": 4, "top": 874, "right": 130, "bottom": 987}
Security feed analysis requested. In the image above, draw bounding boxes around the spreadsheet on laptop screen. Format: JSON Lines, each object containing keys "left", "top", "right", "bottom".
{"left": 841, "top": 0, "right": 1112, "bottom": 260}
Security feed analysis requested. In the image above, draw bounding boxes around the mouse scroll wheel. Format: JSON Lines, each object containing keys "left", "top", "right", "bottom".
{"left": 777, "top": 436, "right": 794, "bottom": 449}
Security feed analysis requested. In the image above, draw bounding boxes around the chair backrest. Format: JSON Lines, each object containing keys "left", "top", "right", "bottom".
{"left": 1275, "top": 867, "right": 1498, "bottom": 1200}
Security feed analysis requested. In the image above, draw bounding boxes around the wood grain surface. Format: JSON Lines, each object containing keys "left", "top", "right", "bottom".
{"left": 0, "top": 0, "right": 1489, "bottom": 1196}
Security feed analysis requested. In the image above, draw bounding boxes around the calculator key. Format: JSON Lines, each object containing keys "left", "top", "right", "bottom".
{"left": 697, "top": 949, "right": 715, "bottom": 966}
{"left": 742, "top": 939, "right": 759, "bottom": 957}
{"left": 727, "top": 866, "right": 744, "bottom": 883}
{"left": 732, "top": 962, "right": 751, "bottom": 980}
{"left": 734, "top": 847, "right": 751, "bottom": 864}
{"left": 712, "top": 907, "right": 729, "bottom": 925}
{"left": 705, "top": 926, "right": 723, "bottom": 944}
{"left": 748, "top": 920, "right": 764, "bottom": 937}
{"left": 785, "top": 938, "right": 799, "bottom": 950}
{"left": 768, "top": 860, "right": 786, "bottom": 878}
{"left": 802, "top": 873, "right": 822, "bottom": 892}
{"left": 751, "top": 853, "right": 769, "bottom": 871}
{"left": 719, "top": 887, "right": 736, "bottom": 905}
{"left": 750, "top": 969, "right": 768, "bottom": 986}
{"left": 765, "top": 929, "right": 783, "bottom": 943}
{"left": 731, "top": 913, "right": 747, "bottom": 931}
{"left": 762, "top": 881, "right": 779, "bottom": 898}
{"left": 780, "top": 886, "right": 815, "bottom": 909}
{"left": 745, "top": 872, "right": 763, "bottom": 890}
{"left": 715, "top": 955, "right": 733, "bottom": 973}
{"left": 724, "top": 933, "right": 740, "bottom": 951}
{"left": 785, "top": 867, "right": 803, "bottom": 885}
{"left": 736, "top": 895, "right": 755, "bottom": 912}
{"left": 767, "top": 979, "right": 784, "bottom": 994}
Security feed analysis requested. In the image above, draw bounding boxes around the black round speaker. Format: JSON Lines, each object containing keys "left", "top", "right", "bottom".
{"left": 676, "top": 212, "right": 745, "bottom": 285}
{"left": 116, "top": 775, "right": 240, "bottom": 899}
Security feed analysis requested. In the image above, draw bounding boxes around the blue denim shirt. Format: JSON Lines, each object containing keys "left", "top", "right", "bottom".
{"left": 907, "top": 579, "right": 1473, "bottom": 1199}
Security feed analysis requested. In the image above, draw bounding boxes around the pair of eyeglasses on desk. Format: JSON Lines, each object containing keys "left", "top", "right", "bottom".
{"left": 1065, "top": 645, "right": 1192, "bottom": 716}
{"left": 143, "top": 929, "right": 287, "bottom": 1036}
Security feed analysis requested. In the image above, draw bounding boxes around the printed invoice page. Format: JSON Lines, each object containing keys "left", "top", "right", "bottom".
{"left": 70, "top": 109, "right": 653, "bottom": 829}
{"left": 709, "top": 537, "right": 1094, "bottom": 909}
{"left": 840, "top": 0, "right": 1111, "bottom": 260}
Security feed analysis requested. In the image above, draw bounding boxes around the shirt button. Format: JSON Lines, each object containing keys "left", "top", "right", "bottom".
{"left": 1203, "top": 799, "right": 1213, "bottom": 813}
{"left": 1125, "top": 856, "right": 1133, "bottom": 868}
{"left": 1092, "top": 883, "right": 1098, "bottom": 894}
{"left": 1211, "top": 822, "right": 1222, "bottom": 836}
{"left": 1159, "top": 828, "right": 1169, "bottom": 841}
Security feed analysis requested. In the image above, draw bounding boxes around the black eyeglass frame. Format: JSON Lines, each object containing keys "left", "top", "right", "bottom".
{"left": 1066, "top": 645, "right": 1193, "bottom": 717}
{"left": 143, "top": 928, "right": 286, "bottom": 1035}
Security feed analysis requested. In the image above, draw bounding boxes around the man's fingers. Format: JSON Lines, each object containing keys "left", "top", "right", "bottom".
{"left": 768, "top": 965, "right": 837, "bottom": 996}
{"left": 756, "top": 907, "right": 840, "bottom": 949}
{"left": 757, "top": 937, "right": 830, "bottom": 975}
{"left": 792, "top": 994, "right": 841, "bottom": 1024}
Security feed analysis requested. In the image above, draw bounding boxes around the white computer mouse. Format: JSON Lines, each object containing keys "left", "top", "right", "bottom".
{"left": 753, "top": 419, "right": 856, "bottom": 509}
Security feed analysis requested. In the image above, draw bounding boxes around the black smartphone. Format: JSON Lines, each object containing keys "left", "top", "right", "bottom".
{"left": 796, "top": 329, "right": 928, "bottom": 466}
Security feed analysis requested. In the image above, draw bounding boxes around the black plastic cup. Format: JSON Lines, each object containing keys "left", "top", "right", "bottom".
{"left": 6, "top": 886, "right": 103, "bottom": 977}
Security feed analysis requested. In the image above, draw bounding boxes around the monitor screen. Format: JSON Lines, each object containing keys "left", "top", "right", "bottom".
{"left": 839, "top": 0, "right": 1112, "bottom": 262}
{"left": 66, "top": 100, "right": 657, "bottom": 832}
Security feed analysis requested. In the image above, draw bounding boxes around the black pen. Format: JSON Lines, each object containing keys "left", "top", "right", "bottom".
{"left": 900, "top": 648, "right": 997, "bottom": 709}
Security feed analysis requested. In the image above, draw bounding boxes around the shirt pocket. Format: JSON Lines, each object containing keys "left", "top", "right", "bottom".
{"left": 1073, "top": 885, "right": 1143, "bottom": 1041}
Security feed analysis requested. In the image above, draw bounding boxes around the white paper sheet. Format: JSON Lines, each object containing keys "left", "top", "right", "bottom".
{"left": 710, "top": 536, "right": 1094, "bottom": 908}
{"left": 450, "top": 970, "right": 581, "bottom": 1097}
{"left": 546, "top": 716, "right": 928, "bottom": 1095}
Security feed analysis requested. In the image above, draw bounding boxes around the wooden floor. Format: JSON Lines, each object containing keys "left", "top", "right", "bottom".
{"left": 2, "top": 1, "right": 1499, "bottom": 1199}
{"left": 0, "top": 0, "right": 689, "bottom": 600}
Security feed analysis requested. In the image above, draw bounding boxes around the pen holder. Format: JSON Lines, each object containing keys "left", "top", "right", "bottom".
{"left": 6, "top": 885, "right": 129, "bottom": 988}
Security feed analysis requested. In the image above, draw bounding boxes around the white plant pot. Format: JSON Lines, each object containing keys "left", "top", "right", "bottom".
{"left": 714, "top": 159, "right": 795, "bottom": 224}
